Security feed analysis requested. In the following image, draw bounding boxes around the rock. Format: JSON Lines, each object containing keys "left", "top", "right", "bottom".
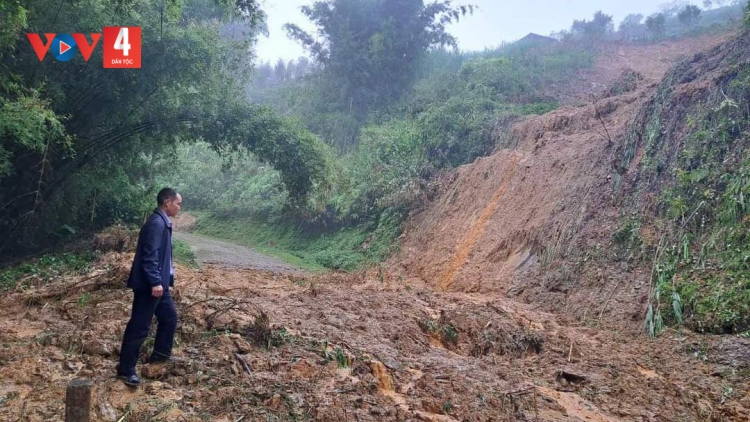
{"left": 141, "top": 364, "right": 168, "bottom": 379}
{"left": 98, "top": 402, "right": 118, "bottom": 421}
{"left": 146, "top": 381, "right": 164, "bottom": 394}
{"left": 556, "top": 369, "right": 588, "bottom": 385}
{"left": 716, "top": 337, "right": 750, "bottom": 369}
{"left": 290, "top": 359, "right": 316, "bottom": 378}
{"left": 83, "top": 339, "right": 113, "bottom": 356}
{"left": 158, "top": 390, "right": 183, "bottom": 401}
{"left": 165, "top": 408, "right": 185, "bottom": 421}
{"left": 48, "top": 348, "right": 66, "bottom": 362}
{"left": 382, "top": 356, "right": 402, "bottom": 371}
{"left": 265, "top": 394, "right": 282, "bottom": 410}
{"left": 233, "top": 337, "right": 253, "bottom": 353}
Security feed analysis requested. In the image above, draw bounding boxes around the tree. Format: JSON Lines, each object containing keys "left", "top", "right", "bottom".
{"left": 293, "top": 57, "right": 312, "bottom": 78}
{"left": 253, "top": 62, "right": 274, "bottom": 87}
{"left": 284, "top": 0, "right": 474, "bottom": 148}
{"left": 0, "top": 0, "right": 331, "bottom": 257}
{"left": 678, "top": 5, "right": 702, "bottom": 27}
{"left": 677, "top": 4, "right": 701, "bottom": 27}
{"left": 659, "top": 0, "right": 689, "bottom": 17}
{"left": 274, "top": 59, "right": 288, "bottom": 81}
{"left": 703, "top": 0, "right": 713, "bottom": 9}
{"left": 646, "top": 13, "right": 667, "bottom": 38}
{"left": 745, "top": 1, "right": 750, "bottom": 28}
{"left": 619, "top": 13, "right": 645, "bottom": 41}
{"left": 571, "top": 11, "right": 614, "bottom": 41}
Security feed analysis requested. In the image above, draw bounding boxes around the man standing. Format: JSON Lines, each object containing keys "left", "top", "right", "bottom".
{"left": 118, "top": 188, "right": 182, "bottom": 386}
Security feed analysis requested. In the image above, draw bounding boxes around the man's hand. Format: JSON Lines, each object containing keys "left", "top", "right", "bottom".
{"left": 151, "top": 285, "right": 164, "bottom": 298}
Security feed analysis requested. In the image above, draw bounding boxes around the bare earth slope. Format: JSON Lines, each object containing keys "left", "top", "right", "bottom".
{"left": 392, "top": 33, "right": 733, "bottom": 323}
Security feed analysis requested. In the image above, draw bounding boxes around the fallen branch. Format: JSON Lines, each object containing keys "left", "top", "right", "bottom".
{"left": 235, "top": 353, "right": 252, "bottom": 375}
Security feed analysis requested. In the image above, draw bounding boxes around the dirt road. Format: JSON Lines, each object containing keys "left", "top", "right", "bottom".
{"left": 174, "top": 231, "right": 301, "bottom": 273}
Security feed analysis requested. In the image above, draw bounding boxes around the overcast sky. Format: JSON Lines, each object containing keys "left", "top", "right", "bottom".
{"left": 255, "top": 0, "right": 705, "bottom": 63}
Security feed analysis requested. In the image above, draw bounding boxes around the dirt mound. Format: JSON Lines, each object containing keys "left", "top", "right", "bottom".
{"left": 395, "top": 87, "right": 644, "bottom": 292}
{"left": 172, "top": 213, "right": 197, "bottom": 232}
{"left": 92, "top": 224, "right": 138, "bottom": 253}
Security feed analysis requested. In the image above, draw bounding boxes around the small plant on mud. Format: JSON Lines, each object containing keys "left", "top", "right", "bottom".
{"left": 77, "top": 292, "right": 91, "bottom": 308}
{"left": 321, "top": 340, "right": 334, "bottom": 361}
{"left": 419, "top": 317, "right": 459, "bottom": 345}
{"left": 245, "top": 310, "right": 290, "bottom": 349}
{"left": 335, "top": 346, "right": 348, "bottom": 368}
{"left": 720, "top": 383, "right": 735, "bottom": 404}
{"left": 443, "top": 400, "right": 453, "bottom": 414}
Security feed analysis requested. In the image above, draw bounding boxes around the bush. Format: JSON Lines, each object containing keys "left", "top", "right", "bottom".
{"left": 0, "top": 252, "right": 95, "bottom": 290}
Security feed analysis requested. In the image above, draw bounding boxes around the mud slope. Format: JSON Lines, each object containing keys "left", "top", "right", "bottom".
{"left": 393, "top": 33, "right": 731, "bottom": 307}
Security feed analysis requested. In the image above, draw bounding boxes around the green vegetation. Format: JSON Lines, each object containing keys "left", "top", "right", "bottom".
{"left": 173, "top": 239, "right": 199, "bottom": 268}
{"left": 678, "top": 5, "right": 702, "bottom": 28}
{"left": 630, "top": 62, "right": 750, "bottom": 335}
{"left": 0, "top": 0, "right": 329, "bottom": 258}
{"left": 194, "top": 209, "right": 403, "bottom": 271}
{"left": 646, "top": 13, "right": 667, "bottom": 38}
{"left": 419, "top": 317, "right": 459, "bottom": 345}
{"left": 283, "top": 0, "right": 475, "bottom": 149}
{"left": 0, "top": 251, "right": 95, "bottom": 291}
{"left": 193, "top": 37, "right": 594, "bottom": 271}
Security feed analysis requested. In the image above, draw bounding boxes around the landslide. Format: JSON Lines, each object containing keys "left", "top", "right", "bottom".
{"left": 392, "top": 31, "right": 743, "bottom": 331}
{"left": 1, "top": 251, "right": 749, "bottom": 421}
{"left": 3, "top": 30, "right": 750, "bottom": 422}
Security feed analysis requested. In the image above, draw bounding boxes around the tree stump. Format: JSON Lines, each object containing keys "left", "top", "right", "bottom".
{"left": 65, "top": 378, "right": 92, "bottom": 422}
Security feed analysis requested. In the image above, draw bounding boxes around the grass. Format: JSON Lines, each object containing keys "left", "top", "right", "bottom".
{"left": 192, "top": 210, "right": 402, "bottom": 272}
{"left": 633, "top": 63, "right": 750, "bottom": 335}
{"left": 0, "top": 251, "right": 96, "bottom": 291}
{"left": 173, "top": 238, "right": 199, "bottom": 268}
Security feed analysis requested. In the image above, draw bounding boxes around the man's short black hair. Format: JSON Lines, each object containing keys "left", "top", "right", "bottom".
{"left": 157, "top": 188, "right": 179, "bottom": 206}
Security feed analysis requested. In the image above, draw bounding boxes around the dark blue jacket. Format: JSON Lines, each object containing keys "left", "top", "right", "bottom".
{"left": 127, "top": 209, "right": 173, "bottom": 292}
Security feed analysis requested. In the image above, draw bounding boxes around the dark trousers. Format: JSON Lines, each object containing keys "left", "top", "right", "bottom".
{"left": 118, "top": 289, "right": 177, "bottom": 376}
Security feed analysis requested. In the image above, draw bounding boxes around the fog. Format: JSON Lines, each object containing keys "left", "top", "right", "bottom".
{"left": 255, "top": 0, "right": 703, "bottom": 62}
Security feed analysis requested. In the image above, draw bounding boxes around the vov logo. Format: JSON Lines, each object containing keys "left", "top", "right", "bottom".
{"left": 26, "top": 27, "right": 141, "bottom": 68}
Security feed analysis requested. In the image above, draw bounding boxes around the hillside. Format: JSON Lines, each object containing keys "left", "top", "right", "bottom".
{"left": 392, "top": 31, "right": 742, "bottom": 330}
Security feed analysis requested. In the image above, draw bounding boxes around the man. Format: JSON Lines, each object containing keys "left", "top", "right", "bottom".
{"left": 117, "top": 188, "right": 182, "bottom": 386}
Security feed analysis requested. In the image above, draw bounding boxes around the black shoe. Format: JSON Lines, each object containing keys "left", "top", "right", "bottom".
{"left": 117, "top": 374, "right": 142, "bottom": 387}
